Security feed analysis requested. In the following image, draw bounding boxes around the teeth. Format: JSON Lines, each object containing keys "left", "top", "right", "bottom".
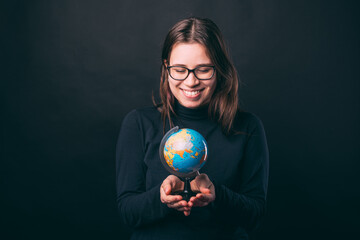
{"left": 183, "top": 90, "right": 200, "bottom": 96}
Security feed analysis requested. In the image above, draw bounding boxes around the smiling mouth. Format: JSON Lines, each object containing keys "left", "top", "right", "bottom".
{"left": 182, "top": 89, "right": 202, "bottom": 97}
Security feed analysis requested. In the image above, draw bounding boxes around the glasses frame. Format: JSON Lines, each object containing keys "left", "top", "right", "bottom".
{"left": 167, "top": 65, "right": 216, "bottom": 81}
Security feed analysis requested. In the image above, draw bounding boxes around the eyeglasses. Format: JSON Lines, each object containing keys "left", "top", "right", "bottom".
{"left": 167, "top": 66, "right": 215, "bottom": 81}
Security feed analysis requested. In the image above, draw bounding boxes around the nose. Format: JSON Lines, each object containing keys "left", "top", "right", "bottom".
{"left": 183, "top": 72, "right": 200, "bottom": 87}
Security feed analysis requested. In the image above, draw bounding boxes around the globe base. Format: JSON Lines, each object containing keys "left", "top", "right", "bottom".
{"left": 172, "top": 177, "right": 196, "bottom": 202}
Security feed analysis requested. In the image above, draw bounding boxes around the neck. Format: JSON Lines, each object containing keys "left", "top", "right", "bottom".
{"left": 174, "top": 100, "right": 209, "bottom": 120}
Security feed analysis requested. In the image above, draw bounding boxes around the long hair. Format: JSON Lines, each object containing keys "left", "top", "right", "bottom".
{"left": 154, "top": 17, "right": 240, "bottom": 135}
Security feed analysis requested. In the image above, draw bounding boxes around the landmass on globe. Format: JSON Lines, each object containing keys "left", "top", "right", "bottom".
{"left": 163, "top": 129, "right": 207, "bottom": 174}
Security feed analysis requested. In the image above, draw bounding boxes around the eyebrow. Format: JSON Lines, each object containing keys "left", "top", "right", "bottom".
{"left": 170, "top": 63, "right": 214, "bottom": 67}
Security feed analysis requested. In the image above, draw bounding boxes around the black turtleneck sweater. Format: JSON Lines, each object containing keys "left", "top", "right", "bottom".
{"left": 116, "top": 103, "right": 269, "bottom": 240}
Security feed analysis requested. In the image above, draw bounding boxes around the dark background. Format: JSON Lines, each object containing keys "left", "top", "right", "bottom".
{"left": 2, "top": 0, "right": 359, "bottom": 239}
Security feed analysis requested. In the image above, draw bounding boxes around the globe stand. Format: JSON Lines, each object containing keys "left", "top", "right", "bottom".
{"left": 159, "top": 126, "right": 207, "bottom": 202}
{"left": 173, "top": 177, "right": 196, "bottom": 202}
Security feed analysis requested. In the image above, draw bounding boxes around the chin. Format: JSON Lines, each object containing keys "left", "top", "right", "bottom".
{"left": 180, "top": 100, "right": 204, "bottom": 109}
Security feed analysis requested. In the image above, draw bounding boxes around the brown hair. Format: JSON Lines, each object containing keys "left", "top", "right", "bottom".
{"left": 154, "top": 17, "right": 240, "bottom": 135}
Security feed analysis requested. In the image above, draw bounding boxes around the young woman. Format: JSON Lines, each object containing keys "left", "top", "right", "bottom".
{"left": 116, "top": 17, "right": 269, "bottom": 240}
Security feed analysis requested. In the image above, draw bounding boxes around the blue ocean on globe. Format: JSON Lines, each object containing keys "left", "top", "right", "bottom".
{"left": 163, "top": 128, "right": 207, "bottom": 174}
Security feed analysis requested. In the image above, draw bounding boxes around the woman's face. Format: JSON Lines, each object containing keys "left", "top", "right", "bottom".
{"left": 167, "top": 42, "right": 216, "bottom": 109}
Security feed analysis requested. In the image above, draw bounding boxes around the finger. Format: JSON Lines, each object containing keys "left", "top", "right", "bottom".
{"left": 164, "top": 175, "right": 184, "bottom": 194}
{"left": 198, "top": 193, "right": 215, "bottom": 204}
{"left": 191, "top": 200, "right": 206, "bottom": 207}
{"left": 167, "top": 204, "right": 190, "bottom": 211}
{"left": 168, "top": 199, "right": 187, "bottom": 207}
{"left": 161, "top": 183, "right": 170, "bottom": 195}
{"left": 168, "top": 175, "right": 184, "bottom": 192}
{"left": 189, "top": 196, "right": 197, "bottom": 202}
{"left": 160, "top": 187, "right": 167, "bottom": 203}
{"left": 175, "top": 206, "right": 191, "bottom": 212}
{"left": 188, "top": 196, "right": 199, "bottom": 205}
{"left": 163, "top": 195, "right": 183, "bottom": 204}
{"left": 184, "top": 210, "right": 191, "bottom": 216}
{"left": 196, "top": 193, "right": 210, "bottom": 201}
{"left": 188, "top": 196, "right": 201, "bottom": 206}
{"left": 162, "top": 175, "right": 181, "bottom": 193}
{"left": 162, "top": 182, "right": 172, "bottom": 195}
{"left": 160, "top": 186, "right": 171, "bottom": 201}
{"left": 189, "top": 194, "right": 211, "bottom": 207}
{"left": 191, "top": 198, "right": 209, "bottom": 207}
{"left": 168, "top": 200, "right": 188, "bottom": 209}
{"left": 190, "top": 180, "right": 199, "bottom": 192}
{"left": 199, "top": 187, "right": 211, "bottom": 194}
{"left": 161, "top": 184, "right": 178, "bottom": 199}
{"left": 161, "top": 188, "right": 183, "bottom": 204}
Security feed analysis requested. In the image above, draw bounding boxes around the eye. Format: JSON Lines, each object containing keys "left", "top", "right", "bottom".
{"left": 173, "top": 67, "right": 187, "bottom": 73}
{"left": 196, "top": 67, "right": 212, "bottom": 73}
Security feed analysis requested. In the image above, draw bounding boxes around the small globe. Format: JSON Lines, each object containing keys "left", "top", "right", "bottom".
{"left": 162, "top": 128, "right": 207, "bottom": 176}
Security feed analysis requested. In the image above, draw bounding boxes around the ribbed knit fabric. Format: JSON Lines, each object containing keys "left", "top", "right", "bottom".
{"left": 116, "top": 103, "right": 269, "bottom": 240}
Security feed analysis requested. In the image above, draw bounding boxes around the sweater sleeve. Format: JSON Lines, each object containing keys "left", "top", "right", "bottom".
{"left": 211, "top": 115, "right": 269, "bottom": 231}
{"left": 116, "top": 110, "right": 171, "bottom": 228}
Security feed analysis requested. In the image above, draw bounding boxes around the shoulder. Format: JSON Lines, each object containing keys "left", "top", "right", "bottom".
{"left": 123, "top": 106, "right": 160, "bottom": 121}
{"left": 121, "top": 106, "right": 162, "bottom": 130}
{"left": 233, "top": 111, "right": 266, "bottom": 133}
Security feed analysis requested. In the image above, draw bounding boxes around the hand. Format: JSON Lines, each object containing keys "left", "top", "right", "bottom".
{"left": 160, "top": 175, "right": 191, "bottom": 216}
{"left": 188, "top": 173, "right": 215, "bottom": 208}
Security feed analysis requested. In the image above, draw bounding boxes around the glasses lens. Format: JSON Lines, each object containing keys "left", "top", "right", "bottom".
{"left": 169, "top": 67, "right": 188, "bottom": 80}
{"left": 195, "top": 66, "right": 214, "bottom": 80}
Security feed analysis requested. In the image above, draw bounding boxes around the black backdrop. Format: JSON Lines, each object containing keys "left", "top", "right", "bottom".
{"left": 2, "top": 0, "right": 359, "bottom": 239}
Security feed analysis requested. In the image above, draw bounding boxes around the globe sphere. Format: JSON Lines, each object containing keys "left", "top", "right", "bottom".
{"left": 163, "top": 128, "right": 207, "bottom": 176}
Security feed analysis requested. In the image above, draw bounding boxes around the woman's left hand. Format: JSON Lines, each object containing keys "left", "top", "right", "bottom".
{"left": 188, "top": 173, "right": 215, "bottom": 207}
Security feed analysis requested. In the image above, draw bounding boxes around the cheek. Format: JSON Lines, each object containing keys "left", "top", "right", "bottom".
{"left": 206, "top": 80, "right": 217, "bottom": 93}
{"left": 169, "top": 79, "right": 181, "bottom": 88}
{"left": 168, "top": 80, "right": 180, "bottom": 95}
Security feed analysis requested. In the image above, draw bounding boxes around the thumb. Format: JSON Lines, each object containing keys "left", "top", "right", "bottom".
{"left": 199, "top": 187, "right": 211, "bottom": 194}
{"left": 163, "top": 184, "right": 171, "bottom": 195}
{"left": 161, "top": 179, "right": 171, "bottom": 195}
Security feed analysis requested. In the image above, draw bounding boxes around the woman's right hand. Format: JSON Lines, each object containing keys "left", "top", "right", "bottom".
{"left": 160, "top": 175, "right": 191, "bottom": 216}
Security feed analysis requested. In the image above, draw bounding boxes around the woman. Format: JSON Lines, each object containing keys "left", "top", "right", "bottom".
{"left": 116, "top": 17, "right": 269, "bottom": 239}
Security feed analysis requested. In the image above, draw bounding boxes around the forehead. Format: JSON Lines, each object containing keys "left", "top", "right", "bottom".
{"left": 169, "top": 42, "right": 212, "bottom": 65}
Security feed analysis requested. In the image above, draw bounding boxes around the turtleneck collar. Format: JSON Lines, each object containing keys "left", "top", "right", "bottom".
{"left": 174, "top": 100, "right": 209, "bottom": 120}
